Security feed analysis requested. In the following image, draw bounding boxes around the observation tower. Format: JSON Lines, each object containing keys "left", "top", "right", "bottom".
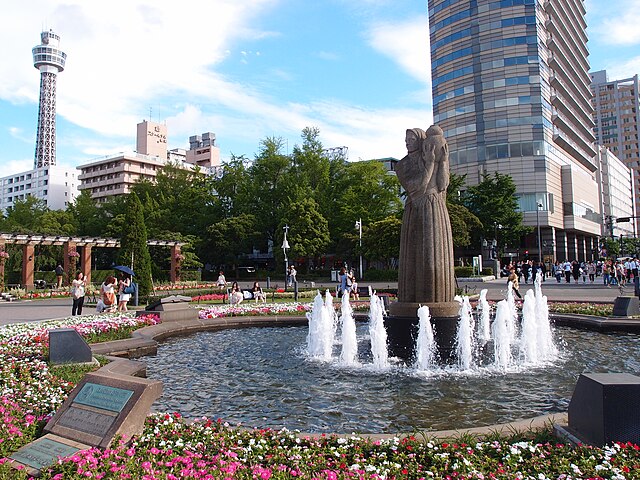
{"left": 32, "top": 29, "right": 67, "bottom": 168}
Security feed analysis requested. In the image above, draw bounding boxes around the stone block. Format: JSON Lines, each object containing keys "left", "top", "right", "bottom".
{"left": 568, "top": 373, "right": 640, "bottom": 446}
{"left": 49, "top": 328, "right": 93, "bottom": 365}
{"left": 612, "top": 296, "right": 640, "bottom": 317}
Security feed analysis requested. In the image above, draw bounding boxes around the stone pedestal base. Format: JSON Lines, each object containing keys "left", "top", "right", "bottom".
{"left": 385, "top": 301, "right": 460, "bottom": 362}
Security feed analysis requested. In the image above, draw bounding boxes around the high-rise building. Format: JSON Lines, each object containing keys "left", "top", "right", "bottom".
{"left": 32, "top": 29, "right": 67, "bottom": 168}
{"left": 428, "top": 0, "right": 601, "bottom": 263}
{"left": 591, "top": 70, "right": 640, "bottom": 232}
{"left": 595, "top": 146, "right": 634, "bottom": 238}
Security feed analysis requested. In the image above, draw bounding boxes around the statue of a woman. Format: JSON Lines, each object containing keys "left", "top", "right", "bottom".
{"left": 395, "top": 125, "right": 455, "bottom": 304}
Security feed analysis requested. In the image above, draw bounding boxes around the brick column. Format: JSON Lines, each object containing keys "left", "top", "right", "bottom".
{"left": 22, "top": 244, "right": 35, "bottom": 290}
{"left": 0, "top": 239, "right": 6, "bottom": 291}
{"left": 82, "top": 245, "right": 92, "bottom": 284}
{"left": 63, "top": 241, "right": 77, "bottom": 286}
{"left": 170, "top": 244, "right": 182, "bottom": 283}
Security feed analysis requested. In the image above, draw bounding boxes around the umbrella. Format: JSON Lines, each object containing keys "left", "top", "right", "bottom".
{"left": 114, "top": 265, "right": 135, "bottom": 276}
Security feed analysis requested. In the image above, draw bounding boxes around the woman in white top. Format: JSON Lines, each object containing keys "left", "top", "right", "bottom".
{"left": 100, "top": 276, "right": 117, "bottom": 313}
{"left": 118, "top": 274, "right": 132, "bottom": 312}
{"left": 71, "top": 272, "right": 86, "bottom": 315}
{"left": 217, "top": 271, "right": 227, "bottom": 290}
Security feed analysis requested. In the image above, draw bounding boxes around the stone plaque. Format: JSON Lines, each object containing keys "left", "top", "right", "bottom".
{"left": 45, "top": 371, "right": 162, "bottom": 448}
{"left": 57, "top": 406, "right": 117, "bottom": 437}
{"left": 74, "top": 382, "right": 134, "bottom": 412}
{"left": 10, "top": 434, "right": 86, "bottom": 473}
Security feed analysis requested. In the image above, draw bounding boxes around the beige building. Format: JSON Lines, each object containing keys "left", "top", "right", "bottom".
{"left": 136, "top": 120, "right": 168, "bottom": 158}
{"left": 77, "top": 152, "right": 166, "bottom": 202}
{"left": 78, "top": 121, "right": 221, "bottom": 202}
{"left": 595, "top": 146, "right": 635, "bottom": 238}
{"left": 186, "top": 132, "right": 220, "bottom": 167}
{"left": 591, "top": 70, "right": 640, "bottom": 233}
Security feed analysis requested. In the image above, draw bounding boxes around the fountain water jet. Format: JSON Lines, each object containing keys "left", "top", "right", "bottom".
{"left": 492, "top": 300, "right": 513, "bottom": 370}
{"left": 476, "top": 289, "right": 491, "bottom": 343}
{"left": 368, "top": 292, "right": 389, "bottom": 368}
{"left": 455, "top": 296, "right": 476, "bottom": 370}
{"left": 306, "top": 291, "right": 335, "bottom": 360}
{"left": 415, "top": 305, "right": 437, "bottom": 370}
{"left": 339, "top": 292, "right": 358, "bottom": 365}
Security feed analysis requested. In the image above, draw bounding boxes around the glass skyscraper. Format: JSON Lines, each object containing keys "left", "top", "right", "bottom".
{"left": 428, "top": 0, "right": 601, "bottom": 262}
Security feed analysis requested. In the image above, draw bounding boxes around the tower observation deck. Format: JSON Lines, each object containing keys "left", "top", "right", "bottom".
{"left": 32, "top": 30, "right": 67, "bottom": 168}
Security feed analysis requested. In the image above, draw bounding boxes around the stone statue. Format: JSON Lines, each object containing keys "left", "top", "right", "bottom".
{"left": 394, "top": 125, "right": 456, "bottom": 308}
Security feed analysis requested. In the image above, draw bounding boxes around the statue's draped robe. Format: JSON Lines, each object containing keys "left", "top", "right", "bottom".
{"left": 395, "top": 150, "right": 456, "bottom": 304}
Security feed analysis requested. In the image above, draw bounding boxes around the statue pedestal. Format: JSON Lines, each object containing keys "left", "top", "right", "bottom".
{"left": 386, "top": 301, "right": 460, "bottom": 362}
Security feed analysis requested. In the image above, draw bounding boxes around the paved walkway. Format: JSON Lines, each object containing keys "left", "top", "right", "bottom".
{"left": 0, "top": 276, "right": 628, "bottom": 326}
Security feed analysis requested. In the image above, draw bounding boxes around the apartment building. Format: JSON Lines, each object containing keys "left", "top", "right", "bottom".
{"left": 428, "top": 0, "right": 600, "bottom": 262}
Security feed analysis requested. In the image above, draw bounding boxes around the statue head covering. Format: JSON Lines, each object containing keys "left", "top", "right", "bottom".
{"left": 405, "top": 128, "right": 426, "bottom": 154}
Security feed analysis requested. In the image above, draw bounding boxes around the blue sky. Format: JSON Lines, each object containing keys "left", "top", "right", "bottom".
{"left": 0, "top": 0, "right": 639, "bottom": 177}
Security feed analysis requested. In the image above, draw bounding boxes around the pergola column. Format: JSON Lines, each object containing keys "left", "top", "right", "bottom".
{"left": 82, "top": 245, "right": 92, "bottom": 284}
{"left": 0, "top": 239, "right": 6, "bottom": 291}
{"left": 170, "top": 244, "right": 182, "bottom": 283}
{"left": 63, "top": 241, "right": 77, "bottom": 286}
{"left": 22, "top": 244, "right": 35, "bottom": 290}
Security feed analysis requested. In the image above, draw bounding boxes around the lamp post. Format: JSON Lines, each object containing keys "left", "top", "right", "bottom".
{"left": 536, "top": 202, "right": 543, "bottom": 263}
{"left": 282, "top": 225, "right": 290, "bottom": 290}
{"left": 354, "top": 218, "right": 363, "bottom": 280}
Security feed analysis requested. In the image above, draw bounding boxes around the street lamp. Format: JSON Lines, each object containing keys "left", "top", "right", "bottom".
{"left": 354, "top": 218, "right": 363, "bottom": 280}
{"left": 282, "top": 225, "right": 290, "bottom": 289}
{"left": 536, "top": 202, "right": 543, "bottom": 263}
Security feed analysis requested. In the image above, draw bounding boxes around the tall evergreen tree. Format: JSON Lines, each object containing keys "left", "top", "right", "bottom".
{"left": 117, "top": 193, "right": 153, "bottom": 297}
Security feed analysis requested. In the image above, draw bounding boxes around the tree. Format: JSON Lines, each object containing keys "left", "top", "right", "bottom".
{"left": 463, "top": 172, "right": 530, "bottom": 249}
{"left": 205, "top": 214, "right": 260, "bottom": 269}
{"left": 446, "top": 172, "right": 482, "bottom": 249}
{"left": 67, "top": 190, "right": 109, "bottom": 236}
{"left": 277, "top": 195, "right": 330, "bottom": 269}
{"left": 117, "top": 193, "right": 153, "bottom": 297}
{"left": 361, "top": 216, "right": 401, "bottom": 268}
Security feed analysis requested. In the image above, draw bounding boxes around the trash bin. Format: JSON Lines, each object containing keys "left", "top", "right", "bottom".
{"left": 331, "top": 270, "right": 338, "bottom": 282}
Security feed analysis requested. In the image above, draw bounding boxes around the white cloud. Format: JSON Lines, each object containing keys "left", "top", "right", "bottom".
{"left": 2, "top": 159, "right": 34, "bottom": 177}
{"left": 601, "top": 56, "right": 640, "bottom": 81}
{"left": 587, "top": 0, "right": 640, "bottom": 46}
{"left": 365, "top": 16, "right": 431, "bottom": 85}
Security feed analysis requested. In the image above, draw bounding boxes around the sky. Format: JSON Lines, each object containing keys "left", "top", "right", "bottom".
{"left": 1, "top": 0, "right": 640, "bottom": 177}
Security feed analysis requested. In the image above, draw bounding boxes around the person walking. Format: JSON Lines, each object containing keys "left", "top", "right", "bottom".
{"left": 117, "top": 274, "right": 132, "bottom": 312}
{"left": 216, "top": 271, "right": 227, "bottom": 290}
{"left": 507, "top": 267, "right": 523, "bottom": 300}
{"left": 71, "top": 272, "right": 86, "bottom": 316}
{"left": 563, "top": 260, "right": 572, "bottom": 283}
{"left": 55, "top": 264, "right": 64, "bottom": 289}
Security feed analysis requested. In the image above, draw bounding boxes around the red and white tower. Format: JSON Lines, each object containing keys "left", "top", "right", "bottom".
{"left": 32, "top": 30, "right": 67, "bottom": 168}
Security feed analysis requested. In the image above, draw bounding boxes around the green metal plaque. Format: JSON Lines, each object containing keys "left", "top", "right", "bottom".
{"left": 74, "top": 382, "right": 134, "bottom": 412}
{"left": 10, "top": 437, "right": 80, "bottom": 469}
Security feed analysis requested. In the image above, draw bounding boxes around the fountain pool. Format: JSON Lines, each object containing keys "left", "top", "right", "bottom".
{"left": 145, "top": 324, "right": 640, "bottom": 433}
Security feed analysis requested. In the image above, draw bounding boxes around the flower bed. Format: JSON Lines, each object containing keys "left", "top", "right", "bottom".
{"left": 548, "top": 302, "right": 614, "bottom": 317}
{"left": 5, "top": 414, "right": 640, "bottom": 478}
{"left": 198, "top": 301, "right": 370, "bottom": 319}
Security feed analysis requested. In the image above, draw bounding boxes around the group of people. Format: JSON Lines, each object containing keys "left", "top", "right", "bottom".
{"left": 337, "top": 267, "right": 359, "bottom": 299}
{"left": 229, "top": 281, "right": 266, "bottom": 304}
{"left": 68, "top": 271, "right": 134, "bottom": 315}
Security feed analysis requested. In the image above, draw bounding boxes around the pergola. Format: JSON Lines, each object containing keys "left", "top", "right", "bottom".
{"left": 0, "top": 233, "right": 185, "bottom": 289}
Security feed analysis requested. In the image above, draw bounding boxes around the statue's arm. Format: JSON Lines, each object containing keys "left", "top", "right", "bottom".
{"left": 436, "top": 143, "right": 449, "bottom": 192}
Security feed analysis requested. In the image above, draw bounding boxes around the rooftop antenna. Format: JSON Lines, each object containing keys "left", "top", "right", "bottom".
{"left": 149, "top": 106, "right": 152, "bottom": 122}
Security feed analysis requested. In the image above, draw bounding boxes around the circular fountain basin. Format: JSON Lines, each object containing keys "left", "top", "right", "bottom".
{"left": 145, "top": 323, "right": 640, "bottom": 434}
